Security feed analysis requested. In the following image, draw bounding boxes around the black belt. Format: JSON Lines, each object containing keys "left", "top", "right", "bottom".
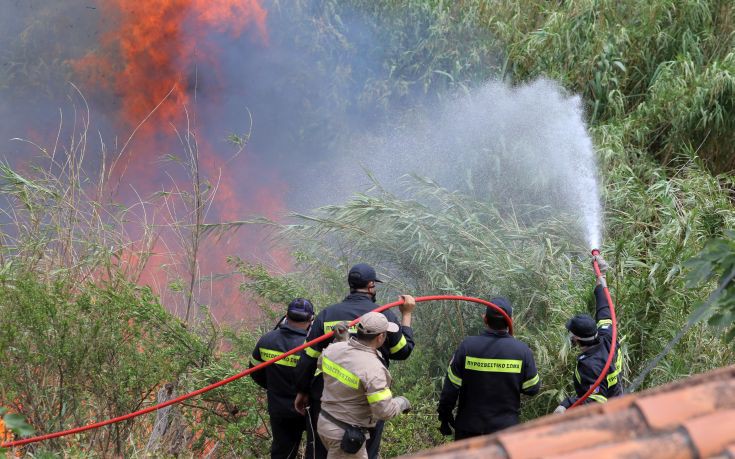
{"left": 320, "top": 409, "right": 371, "bottom": 435}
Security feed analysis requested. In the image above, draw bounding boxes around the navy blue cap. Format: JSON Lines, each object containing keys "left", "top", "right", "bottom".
{"left": 487, "top": 296, "right": 513, "bottom": 319}
{"left": 287, "top": 298, "right": 314, "bottom": 320}
{"left": 348, "top": 263, "right": 382, "bottom": 288}
{"left": 566, "top": 314, "right": 597, "bottom": 340}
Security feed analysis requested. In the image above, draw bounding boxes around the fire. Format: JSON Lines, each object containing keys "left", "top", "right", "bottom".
{"left": 71, "top": 0, "right": 289, "bottom": 322}
{"left": 76, "top": 0, "right": 267, "bottom": 129}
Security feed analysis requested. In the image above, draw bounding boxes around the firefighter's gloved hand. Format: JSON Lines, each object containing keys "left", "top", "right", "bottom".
{"left": 331, "top": 321, "right": 350, "bottom": 342}
{"left": 592, "top": 255, "right": 609, "bottom": 275}
{"left": 553, "top": 405, "right": 567, "bottom": 414}
{"left": 438, "top": 412, "right": 455, "bottom": 436}
{"left": 394, "top": 396, "right": 411, "bottom": 414}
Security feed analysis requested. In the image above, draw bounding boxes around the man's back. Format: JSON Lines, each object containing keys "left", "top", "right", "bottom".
{"left": 439, "top": 330, "right": 540, "bottom": 435}
{"left": 295, "top": 293, "right": 414, "bottom": 397}
{"left": 319, "top": 339, "right": 405, "bottom": 428}
{"left": 251, "top": 323, "right": 308, "bottom": 416}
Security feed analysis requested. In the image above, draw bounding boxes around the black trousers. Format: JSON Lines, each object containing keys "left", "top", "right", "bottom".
{"left": 270, "top": 415, "right": 308, "bottom": 459}
{"left": 307, "top": 399, "right": 385, "bottom": 459}
{"left": 454, "top": 429, "right": 482, "bottom": 441}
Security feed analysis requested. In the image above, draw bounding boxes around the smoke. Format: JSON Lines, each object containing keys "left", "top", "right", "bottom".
{"left": 0, "top": 0, "right": 601, "bottom": 321}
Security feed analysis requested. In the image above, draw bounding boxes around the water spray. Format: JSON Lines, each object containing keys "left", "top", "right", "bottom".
{"left": 569, "top": 248, "right": 618, "bottom": 408}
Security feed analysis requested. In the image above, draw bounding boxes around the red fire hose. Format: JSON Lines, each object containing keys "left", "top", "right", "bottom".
{"left": 569, "top": 249, "right": 618, "bottom": 408}
{"left": 1, "top": 295, "right": 510, "bottom": 448}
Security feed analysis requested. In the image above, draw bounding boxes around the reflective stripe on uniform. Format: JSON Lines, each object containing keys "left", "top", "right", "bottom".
{"left": 589, "top": 394, "right": 608, "bottom": 403}
{"left": 607, "top": 351, "right": 623, "bottom": 386}
{"left": 575, "top": 366, "right": 582, "bottom": 384}
{"left": 259, "top": 348, "right": 300, "bottom": 367}
{"left": 305, "top": 346, "right": 321, "bottom": 358}
{"left": 366, "top": 388, "right": 392, "bottom": 404}
{"left": 322, "top": 356, "right": 360, "bottom": 390}
{"left": 522, "top": 374, "right": 539, "bottom": 390}
{"left": 465, "top": 357, "right": 522, "bottom": 373}
{"left": 597, "top": 319, "right": 613, "bottom": 328}
{"left": 389, "top": 335, "right": 407, "bottom": 354}
{"left": 323, "top": 321, "right": 358, "bottom": 334}
{"left": 250, "top": 357, "right": 263, "bottom": 366}
{"left": 447, "top": 366, "right": 462, "bottom": 387}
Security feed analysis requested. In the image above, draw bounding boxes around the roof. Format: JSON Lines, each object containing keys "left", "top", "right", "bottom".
{"left": 404, "top": 365, "right": 735, "bottom": 459}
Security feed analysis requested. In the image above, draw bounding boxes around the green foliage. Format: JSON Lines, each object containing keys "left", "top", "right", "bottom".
{"left": 0, "top": 408, "right": 35, "bottom": 438}
{"left": 0, "top": 274, "right": 209, "bottom": 456}
{"left": 685, "top": 230, "right": 735, "bottom": 343}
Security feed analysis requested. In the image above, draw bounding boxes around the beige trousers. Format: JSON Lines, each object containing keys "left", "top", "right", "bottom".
{"left": 317, "top": 413, "right": 369, "bottom": 459}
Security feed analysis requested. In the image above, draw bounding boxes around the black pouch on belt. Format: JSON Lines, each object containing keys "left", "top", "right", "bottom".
{"left": 340, "top": 424, "right": 366, "bottom": 454}
{"left": 321, "top": 408, "right": 366, "bottom": 454}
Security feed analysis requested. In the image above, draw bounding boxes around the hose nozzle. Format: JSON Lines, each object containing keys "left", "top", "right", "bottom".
{"left": 591, "top": 248, "right": 600, "bottom": 256}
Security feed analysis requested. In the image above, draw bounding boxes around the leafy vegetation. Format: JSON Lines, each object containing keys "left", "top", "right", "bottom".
{"left": 0, "top": 0, "right": 733, "bottom": 457}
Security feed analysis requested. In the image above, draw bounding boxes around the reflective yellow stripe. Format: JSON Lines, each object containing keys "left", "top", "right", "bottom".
{"left": 323, "top": 321, "right": 358, "bottom": 334}
{"left": 389, "top": 335, "right": 407, "bottom": 354}
{"left": 259, "top": 348, "right": 300, "bottom": 367}
{"left": 597, "top": 319, "right": 613, "bottom": 327}
{"left": 575, "top": 366, "right": 581, "bottom": 384}
{"left": 522, "top": 374, "right": 539, "bottom": 390}
{"left": 607, "top": 352, "right": 623, "bottom": 386}
{"left": 447, "top": 366, "right": 462, "bottom": 387}
{"left": 366, "top": 388, "right": 392, "bottom": 404}
{"left": 589, "top": 394, "right": 608, "bottom": 403}
{"left": 465, "top": 357, "right": 522, "bottom": 373}
{"left": 250, "top": 357, "right": 263, "bottom": 366}
{"left": 322, "top": 356, "right": 360, "bottom": 389}
{"left": 305, "top": 346, "right": 321, "bottom": 358}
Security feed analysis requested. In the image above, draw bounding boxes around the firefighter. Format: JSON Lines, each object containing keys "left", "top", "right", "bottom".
{"left": 437, "top": 297, "right": 540, "bottom": 440}
{"left": 555, "top": 255, "right": 622, "bottom": 412}
{"left": 251, "top": 298, "right": 315, "bottom": 459}
{"left": 317, "top": 312, "right": 412, "bottom": 458}
{"left": 293, "top": 263, "right": 416, "bottom": 459}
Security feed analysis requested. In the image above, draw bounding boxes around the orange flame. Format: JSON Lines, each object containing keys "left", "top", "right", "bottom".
{"left": 72, "top": 0, "right": 290, "bottom": 322}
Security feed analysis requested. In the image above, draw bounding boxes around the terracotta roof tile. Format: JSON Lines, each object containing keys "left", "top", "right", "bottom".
{"left": 683, "top": 409, "right": 735, "bottom": 458}
{"left": 634, "top": 380, "right": 734, "bottom": 430}
{"left": 496, "top": 404, "right": 647, "bottom": 459}
{"left": 546, "top": 430, "right": 694, "bottom": 459}
{"left": 404, "top": 365, "right": 735, "bottom": 459}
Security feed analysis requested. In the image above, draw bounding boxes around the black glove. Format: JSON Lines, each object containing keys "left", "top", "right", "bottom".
{"left": 438, "top": 412, "right": 455, "bottom": 436}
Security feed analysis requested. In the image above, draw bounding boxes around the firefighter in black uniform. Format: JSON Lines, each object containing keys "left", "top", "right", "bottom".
{"left": 555, "top": 255, "right": 623, "bottom": 412}
{"left": 438, "top": 297, "right": 540, "bottom": 440}
{"left": 251, "top": 298, "right": 315, "bottom": 459}
{"left": 293, "top": 263, "right": 416, "bottom": 459}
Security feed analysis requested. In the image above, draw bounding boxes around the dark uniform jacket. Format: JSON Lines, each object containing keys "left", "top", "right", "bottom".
{"left": 294, "top": 292, "right": 414, "bottom": 398}
{"left": 561, "top": 285, "right": 623, "bottom": 407}
{"left": 250, "top": 322, "right": 308, "bottom": 417}
{"left": 438, "top": 329, "right": 540, "bottom": 434}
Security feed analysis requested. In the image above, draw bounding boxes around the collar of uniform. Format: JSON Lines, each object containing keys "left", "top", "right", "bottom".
{"left": 579, "top": 341, "right": 602, "bottom": 357}
{"left": 482, "top": 329, "right": 509, "bottom": 338}
{"left": 344, "top": 292, "right": 373, "bottom": 302}
{"left": 281, "top": 322, "right": 308, "bottom": 336}
{"left": 348, "top": 336, "right": 380, "bottom": 356}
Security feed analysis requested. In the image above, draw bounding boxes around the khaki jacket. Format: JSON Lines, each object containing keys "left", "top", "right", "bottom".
{"left": 318, "top": 338, "right": 404, "bottom": 428}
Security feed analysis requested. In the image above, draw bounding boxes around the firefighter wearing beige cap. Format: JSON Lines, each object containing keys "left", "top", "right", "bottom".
{"left": 316, "top": 312, "right": 411, "bottom": 458}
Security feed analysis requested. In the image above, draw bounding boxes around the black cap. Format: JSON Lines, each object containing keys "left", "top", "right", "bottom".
{"left": 566, "top": 314, "right": 597, "bottom": 340}
{"left": 287, "top": 298, "right": 314, "bottom": 321}
{"left": 487, "top": 296, "right": 513, "bottom": 319}
{"left": 348, "top": 263, "right": 382, "bottom": 288}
